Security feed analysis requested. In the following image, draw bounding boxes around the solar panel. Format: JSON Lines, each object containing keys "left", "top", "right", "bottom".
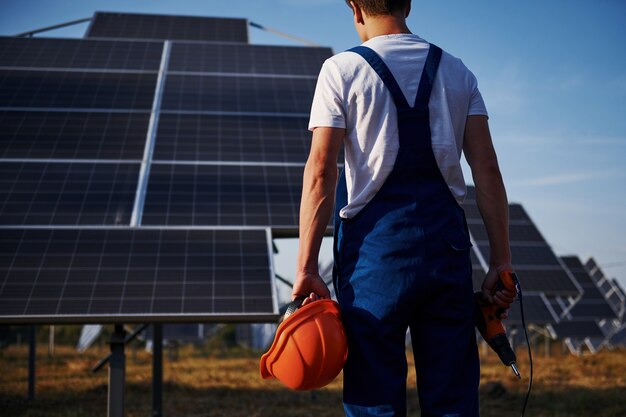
{"left": 584, "top": 258, "right": 625, "bottom": 319}
{"left": 0, "top": 162, "right": 139, "bottom": 226}
{"left": 514, "top": 269, "right": 579, "bottom": 293}
{"left": 468, "top": 223, "right": 545, "bottom": 243}
{"left": 560, "top": 256, "right": 596, "bottom": 286}
{"left": 0, "top": 70, "right": 157, "bottom": 109}
{"left": 0, "top": 13, "right": 332, "bottom": 322}
{"left": 0, "top": 11, "right": 332, "bottom": 325}
{"left": 585, "top": 258, "right": 603, "bottom": 283}
{"left": 168, "top": 43, "right": 331, "bottom": 75}
{"left": 477, "top": 244, "right": 560, "bottom": 266}
{"left": 0, "top": 37, "right": 163, "bottom": 70}
{"left": 86, "top": 12, "right": 249, "bottom": 43}
{"left": 141, "top": 163, "right": 302, "bottom": 227}
{"left": 560, "top": 256, "right": 617, "bottom": 320}
{"left": 160, "top": 74, "right": 316, "bottom": 113}
{"left": 508, "top": 204, "right": 532, "bottom": 222}
{"left": 0, "top": 228, "right": 276, "bottom": 323}
{"left": 153, "top": 114, "right": 310, "bottom": 163}
{"left": 505, "top": 294, "right": 556, "bottom": 325}
{"left": 551, "top": 320, "right": 606, "bottom": 339}
{"left": 569, "top": 302, "right": 617, "bottom": 319}
{"left": 546, "top": 296, "right": 565, "bottom": 318}
{"left": 0, "top": 111, "right": 150, "bottom": 160}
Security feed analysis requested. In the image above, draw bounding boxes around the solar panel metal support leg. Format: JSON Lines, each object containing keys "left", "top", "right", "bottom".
{"left": 108, "top": 325, "right": 126, "bottom": 417}
{"left": 28, "top": 325, "right": 36, "bottom": 403}
{"left": 152, "top": 323, "right": 163, "bottom": 417}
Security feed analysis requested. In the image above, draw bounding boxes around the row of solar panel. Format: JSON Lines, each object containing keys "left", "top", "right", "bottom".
{"left": 464, "top": 187, "right": 616, "bottom": 339}
{"left": 1, "top": 111, "right": 311, "bottom": 161}
{"left": 0, "top": 12, "right": 315, "bottom": 324}
{"left": 0, "top": 228, "right": 275, "bottom": 321}
{"left": 471, "top": 242, "right": 619, "bottom": 334}
{"left": 0, "top": 37, "right": 332, "bottom": 75}
{"left": 0, "top": 71, "right": 317, "bottom": 113}
{"left": 86, "top": 12, "right": 250, "bottom": 43}
{"left": 463, "top": 188, "right": 580, "bottom": 297}
{"left": 0, "top": 162, "right": 303, "bottom": 227}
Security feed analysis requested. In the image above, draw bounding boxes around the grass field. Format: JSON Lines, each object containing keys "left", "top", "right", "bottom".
{"left": 1, "top": 343, "right": 625, "bottom": 417}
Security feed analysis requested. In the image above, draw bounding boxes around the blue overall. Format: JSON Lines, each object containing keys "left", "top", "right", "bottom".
{"left": 333, "top": 45, "right": 480, "bottom": 417}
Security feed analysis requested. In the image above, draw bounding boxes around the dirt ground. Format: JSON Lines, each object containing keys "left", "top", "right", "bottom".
{"left": 0, "top": 344, "right": 625, "bottom": 417}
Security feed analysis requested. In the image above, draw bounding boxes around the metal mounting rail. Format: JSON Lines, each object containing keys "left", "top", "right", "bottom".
{"left": 15, "top": 17, "right": 92, "bottom": 38}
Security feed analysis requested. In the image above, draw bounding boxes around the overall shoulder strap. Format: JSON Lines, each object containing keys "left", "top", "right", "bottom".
{"left": 414, "top": 44, "right": 442, "bottom": 111}
{"left": 347, "top": 45, "right": 410, "bottom": 110}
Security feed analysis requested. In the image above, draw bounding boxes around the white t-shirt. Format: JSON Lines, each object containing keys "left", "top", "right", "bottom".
{"left": 308, "top": 34, "right": 488, "bottom": 219}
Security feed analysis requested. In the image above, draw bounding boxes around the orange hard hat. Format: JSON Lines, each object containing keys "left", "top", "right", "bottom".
{"left": 260, "top": 298, "right": 348, "bottom": 391}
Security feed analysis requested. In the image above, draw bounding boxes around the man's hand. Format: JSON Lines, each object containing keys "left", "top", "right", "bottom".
{"left": 481, "top": 266, "right": 516, "bottom": 318}
{"left": 292, "top": 270, "right": 331, "bottom": 306}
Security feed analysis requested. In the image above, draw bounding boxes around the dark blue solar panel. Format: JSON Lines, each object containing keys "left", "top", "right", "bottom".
{"left": 0, "top": 37, "right": 163, "bottom": 70}
{"left": 161, "top": 74, "right": 315, "bottom": 113}
{"left": 169, "top": 43, "right": 331, "bottom": 75}
{"left": 0, "top": 162, "right": 139, "bottom": 226}
{"left": 0, "top": 111, "right": 149, "bottom": 159}
{"left": 0, "top": 70, "right": 157, "bottom": 109}
{"left": 142, "top": 163, "right": 302, "bottom": 227}
{"left": 153, "top": 114, "right": 310, "bottom": 163}
{"left": 86, "top": 12, "right": 249, "bottom": 43}
{"left": 0, "top": 228, "right": 275, "bottom": 322}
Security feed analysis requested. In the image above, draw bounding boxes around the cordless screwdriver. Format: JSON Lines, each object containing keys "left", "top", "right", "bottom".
{"left": 474, "top": 269, "right": 521, "bottom": 379}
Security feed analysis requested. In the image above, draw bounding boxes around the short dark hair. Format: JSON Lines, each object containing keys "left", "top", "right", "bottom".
{"left": 345, "top": 0, "right": 409, "bottom": 16}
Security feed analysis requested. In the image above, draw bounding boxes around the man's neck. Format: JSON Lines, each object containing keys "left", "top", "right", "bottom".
{"left": 363, "top": 16, "right": 411, "bottom": 41}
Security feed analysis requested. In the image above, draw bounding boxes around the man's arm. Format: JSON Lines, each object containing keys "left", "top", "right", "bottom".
{"left": 463, "top": 115, "right": 515, "bottom": 309}
{"left": 292, "top": 127, "right": 344, "bottom": 304}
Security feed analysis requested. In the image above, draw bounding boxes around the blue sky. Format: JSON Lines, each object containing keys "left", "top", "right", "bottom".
{"left": 1, "top": 0, "right": 625, "bottom": 292}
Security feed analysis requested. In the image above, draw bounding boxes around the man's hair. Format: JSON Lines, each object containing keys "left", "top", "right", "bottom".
{"left": 345, "top": 0, "right": 409, "bottom": 16}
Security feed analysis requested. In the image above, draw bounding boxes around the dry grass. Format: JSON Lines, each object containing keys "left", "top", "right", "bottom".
{"left": 1, "top": 344, "right": 625, "bottom": 417}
